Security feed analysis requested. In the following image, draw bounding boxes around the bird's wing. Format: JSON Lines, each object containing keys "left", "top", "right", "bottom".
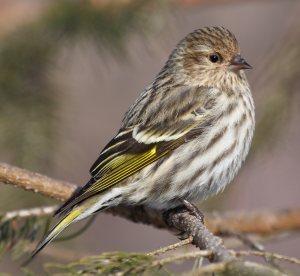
{"left": 55, "top": 86, "right": 217, "bottom": 216}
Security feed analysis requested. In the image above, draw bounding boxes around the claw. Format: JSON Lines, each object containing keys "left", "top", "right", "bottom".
{"left": 181, "top": 199, "right": 204, "bottom": 223}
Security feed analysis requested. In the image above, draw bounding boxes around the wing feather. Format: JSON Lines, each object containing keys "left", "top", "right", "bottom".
{"left": 56, "top": 138, "right": 183, "bottom": 215}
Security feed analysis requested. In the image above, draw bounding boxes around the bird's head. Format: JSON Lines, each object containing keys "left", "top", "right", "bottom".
{"left": 169, "top": 27, "right": 252, "bottom": 89}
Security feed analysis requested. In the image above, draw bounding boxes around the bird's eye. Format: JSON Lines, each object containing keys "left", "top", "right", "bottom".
{"left": 209, "top": 53, "right": 221, "bottom": 63}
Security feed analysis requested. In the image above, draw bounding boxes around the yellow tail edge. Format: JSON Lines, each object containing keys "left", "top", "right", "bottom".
{"left": 23, "top": 209, "right": 81, "bottom": 266}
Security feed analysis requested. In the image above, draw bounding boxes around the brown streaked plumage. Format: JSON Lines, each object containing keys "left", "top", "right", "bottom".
{"left": 30, "top": 26, "right": 255, "bottom": 260}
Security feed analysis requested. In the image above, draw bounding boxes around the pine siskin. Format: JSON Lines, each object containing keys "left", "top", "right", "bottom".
{"left": 31, "top": 26, "right": 254, "bottom": 258}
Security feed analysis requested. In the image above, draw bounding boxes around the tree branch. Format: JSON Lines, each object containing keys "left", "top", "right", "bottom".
{"left": 0, "top": 162, "right": 74, "bottom": 201}
{"left": 1, "top": 162, "right": 293, "bottom": 274}
{"left": 1, "top": 162, "right": 299, "bottom": 236}
{"left": 165, "top": 207, "right": 234, "bottom": 262}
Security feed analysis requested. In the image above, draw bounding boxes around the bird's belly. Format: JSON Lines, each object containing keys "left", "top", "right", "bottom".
{"left": 176, "top": 124, "right": 253, "bottom": 203}
{"left": 186, "top": 135, "right": 245, "bottom": 202}
{"left": 128, "top": 117, "right": 254, "bottom": 209}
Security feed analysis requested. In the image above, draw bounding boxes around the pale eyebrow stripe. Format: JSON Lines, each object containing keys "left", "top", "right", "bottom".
{"left": 196, "top": 45, "right": 211, "bottom": 52}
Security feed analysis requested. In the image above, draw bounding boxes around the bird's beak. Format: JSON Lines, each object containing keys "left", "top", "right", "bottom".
{"left": 230, "top": 54, "right": 252, "bottom": 71}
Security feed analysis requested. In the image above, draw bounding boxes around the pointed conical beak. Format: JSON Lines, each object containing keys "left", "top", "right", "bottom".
{"left": 230, "top": 54, "right": 252, "bottom": 70}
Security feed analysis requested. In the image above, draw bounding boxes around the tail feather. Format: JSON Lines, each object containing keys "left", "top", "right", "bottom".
{"left": 24, "top": 209, "right": 81, "bottom": 265}
{"left": 54, "top": 180, "right": 94, "bottom": 217}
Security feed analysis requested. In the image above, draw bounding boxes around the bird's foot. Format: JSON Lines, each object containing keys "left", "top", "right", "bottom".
{"left": 162, "top": 205, "right": 185, "bottom": 223}
{"left": 180, "top": 199, "right": 204, "bottom": 223}
{"left": 162, "top": 206, "right": 192, "bottom": 240}
{"left": 162, "top": 200, "right": 204, "bottom": 224}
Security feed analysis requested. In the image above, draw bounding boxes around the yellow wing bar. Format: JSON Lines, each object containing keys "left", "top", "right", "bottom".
{"left": 58, "top": 139, "right": 183, "bottom": 214}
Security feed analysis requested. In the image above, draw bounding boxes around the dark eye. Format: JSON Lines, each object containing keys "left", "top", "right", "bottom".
{"left": 209, "top": 53, "right": 221, "bottom": 63}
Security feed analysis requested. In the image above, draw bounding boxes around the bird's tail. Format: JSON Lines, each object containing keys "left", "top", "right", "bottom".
{"left": 25, "top": 208, "right": 82, "bottom": 264}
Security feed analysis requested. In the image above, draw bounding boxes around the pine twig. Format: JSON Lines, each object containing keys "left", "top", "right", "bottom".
{"left": 150, "top": 250, "right": 212, "bottom": 267}
{"left": 147, "top": 237, "right": 193, "bottom": 256}
{"left": 220, "top": 230, "right": 264, "bottom": 251}
{"left": 191, "top": 260, "right": 284, "bottom": 276}
{"left": 2, "top": 205, "right": 58, "bottom": 221}
{"left": 236, "top": 250, "right": 300, "bottom": 266}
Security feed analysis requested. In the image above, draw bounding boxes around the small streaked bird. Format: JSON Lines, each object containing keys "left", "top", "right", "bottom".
{"left": 31, "top": 26, "right": 255, "bottom": 259}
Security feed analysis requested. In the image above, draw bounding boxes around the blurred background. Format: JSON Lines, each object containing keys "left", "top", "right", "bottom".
{"left": 0, "top": 0, "right": 299, "bottom": 274}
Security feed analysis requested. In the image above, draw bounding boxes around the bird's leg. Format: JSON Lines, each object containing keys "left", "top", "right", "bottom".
{"left": 180, "top": 199, "right": 204, "bottom": 223}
